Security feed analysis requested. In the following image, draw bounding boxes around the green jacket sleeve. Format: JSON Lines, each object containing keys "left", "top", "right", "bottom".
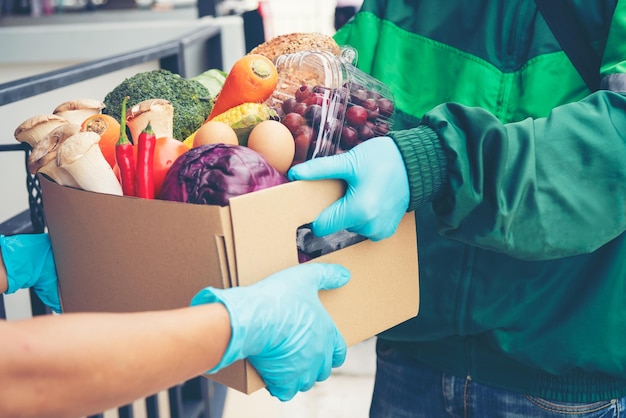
{"left": 392, "top": 90, "right": 626, "bottom": 260}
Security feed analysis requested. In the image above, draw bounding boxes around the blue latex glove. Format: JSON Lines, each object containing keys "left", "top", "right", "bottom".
{"left": 288, "top": 136, "right": 410, "bottom": 241}
{"left": 191, "top": 263, "right": 350, "bottom": 401}
{"left": 0, "top": 233, "right": 61, "bottom": 313}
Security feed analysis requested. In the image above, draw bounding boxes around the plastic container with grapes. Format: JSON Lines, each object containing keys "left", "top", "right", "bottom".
{"left": 268, "top": 47, "right": 396, "bottom": 166}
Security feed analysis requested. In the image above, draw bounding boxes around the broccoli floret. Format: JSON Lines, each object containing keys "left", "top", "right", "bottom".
{"left": 103, "top": 69, "right": 213, "bottom": 142}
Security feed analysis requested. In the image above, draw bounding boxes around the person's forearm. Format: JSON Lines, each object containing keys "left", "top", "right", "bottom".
{"left": 417, "top": 93, "right": 626, "bottom": 260}
{"left": 0, "top": 303, "right": 231, "bottom": 418}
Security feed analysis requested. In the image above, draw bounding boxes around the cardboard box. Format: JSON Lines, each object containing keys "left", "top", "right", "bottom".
{"left": 40, "top": 175, "right": 419, "bottom": 394}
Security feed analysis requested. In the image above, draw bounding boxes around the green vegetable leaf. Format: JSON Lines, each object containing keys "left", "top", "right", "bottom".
{"left": 191, "top": 69, "right": 227, "bottom": 99}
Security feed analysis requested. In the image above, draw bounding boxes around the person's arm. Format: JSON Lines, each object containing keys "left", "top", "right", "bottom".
{"left": 1, "top": 238, "right": 350, "bottom": 417}
{"left": 1, "top": 242, "right": 228, "bottom": 418}
{"left": 397, "top": 91, "right": 626, "bottom": 259}
{"left": 0, "top": 304, "right": 230, "bottom": 418}
{"left": 289, "top": 91, "right": 626, "bottom": 260}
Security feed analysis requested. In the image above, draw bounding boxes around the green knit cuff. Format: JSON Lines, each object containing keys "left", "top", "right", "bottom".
{"left": 389, "top": 125, "right": 447, "bottom": 211}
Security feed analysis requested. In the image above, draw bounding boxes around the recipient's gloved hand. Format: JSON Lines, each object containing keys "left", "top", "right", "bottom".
{"left": 191, "top": 263, "right": 350, "bottom": 401}
{"left": 288, "top": 136, "right": 410, "bottom": 241}
{"left": 0, "top": 233, "right": 61, "bottom": 313}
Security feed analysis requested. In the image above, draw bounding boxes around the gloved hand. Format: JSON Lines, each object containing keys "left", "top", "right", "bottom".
{"left": 0, "top": 233, "right": 61, "bottom": 313}
{"left": 191, "top": 263, "right": 350, "bottom": 401}
{"left": 288, "top": 136, "right": 410, "bottom": 241}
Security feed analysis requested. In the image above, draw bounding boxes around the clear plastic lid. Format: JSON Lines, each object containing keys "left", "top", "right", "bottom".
{"left": 268, "top": 48, "right": 395, "bottom": 165}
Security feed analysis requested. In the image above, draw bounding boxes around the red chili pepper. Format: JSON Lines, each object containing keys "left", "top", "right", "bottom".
{"left": 135, "top": 121, "right": 156, "bottom": 199}
{"left": 115, "top": 96, "right": 136, "bottom": 197}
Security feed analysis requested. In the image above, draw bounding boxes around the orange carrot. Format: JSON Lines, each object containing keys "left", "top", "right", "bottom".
{"left": 81, "top": 113, "right": 121, "bottom": 169}
{"left": 207, "top": 54, "right": 278, "bottom": 121}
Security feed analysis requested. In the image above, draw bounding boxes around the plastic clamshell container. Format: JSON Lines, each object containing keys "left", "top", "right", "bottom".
{"left": 268, "top": 49, "right": 396, "bottom": 164}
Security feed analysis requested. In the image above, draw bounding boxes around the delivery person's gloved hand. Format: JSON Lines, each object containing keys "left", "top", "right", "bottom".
{"left": 0, "top": 233, "right": 62, "bottom": 313}
{"left": 288, "top": 136, "right": 410, "bottom": 241}
{"left": 191, "top": 263, "right": 350, "bottom": 401}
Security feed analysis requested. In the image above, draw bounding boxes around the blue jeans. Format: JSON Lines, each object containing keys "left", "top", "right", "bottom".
{"left": 370, "top": 339, "right": 626, "bottom": 418}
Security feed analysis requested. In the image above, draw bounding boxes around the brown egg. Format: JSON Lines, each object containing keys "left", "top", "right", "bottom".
{"left": 193, "top": 121, "right": 239, "bottom": 147}
{"left": 247, "top": 120, "right": 295, "bottom": 174}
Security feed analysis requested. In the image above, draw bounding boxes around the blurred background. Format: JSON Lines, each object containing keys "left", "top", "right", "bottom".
{"left": 0, "top": 0, "right": 363, "bottom": 41}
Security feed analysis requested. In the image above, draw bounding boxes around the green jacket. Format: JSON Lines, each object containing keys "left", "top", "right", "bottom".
{"left": 334, "top": 0, "right": 626, "bottom": 403}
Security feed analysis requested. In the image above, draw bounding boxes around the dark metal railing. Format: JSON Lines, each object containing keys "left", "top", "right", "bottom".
{"left": 0, "top": 23, "right": 222, "bottom": 106}
{"left": 0, "top": 21, "right": 227, "bottom": 418}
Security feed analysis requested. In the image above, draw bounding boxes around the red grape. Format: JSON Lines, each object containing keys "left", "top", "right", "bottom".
{"left": 340, "top": 125, "right": 360, "bottom": 150}
{"left": 377, "top": 97, "right": 394, "bottom": 117}
{"left": 295, "top": 85, "right": 313, "bottom": 102}
{"left": 345, "top": 105, "right": 368, "bottom": 127}
{"left": 282, "top": 112, "right": 305, "bottom": 135}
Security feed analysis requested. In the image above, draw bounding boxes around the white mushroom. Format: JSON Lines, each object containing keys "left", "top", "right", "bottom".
{"left": 57, "top": 131, "right": 123, "bottom": 196}
{"left": 14, "top": 114, "right": 70, "bottom": 161}
{"left": 126, "top": 98, "right": 174, "bottom": 142}
{"left": 53, "top": 98, "right": 106, "bottom": 125}
{"left": 29, "top": 123, "right": 82, "bottom": 188}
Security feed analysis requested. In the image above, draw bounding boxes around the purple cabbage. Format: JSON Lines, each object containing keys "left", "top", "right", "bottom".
{"left": 159, "top": 143, "right": 288, "bottom": 206}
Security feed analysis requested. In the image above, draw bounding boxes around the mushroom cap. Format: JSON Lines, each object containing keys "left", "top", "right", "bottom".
{"left": 56, "top": 131, "right": 102, "bottom": 167}
{"left": 55, "top": 130, "right": 123, "bottom": 196}
{"left": 27, "top": 123, "right": 82, "bottom": 174}
{"left": 14, "top": 114, "right": 70, "bottom": 145}
{"left": 126, "top": 99, "right": 174, "bottom": 141}
{"left": 126, "top": 98, "right": 172, "bottom": 121}
{"left": 53, "top": 98, "right": 105, "bottom": 113}
{"left": 53, "top": 99, "right": 106, "bottom": 125}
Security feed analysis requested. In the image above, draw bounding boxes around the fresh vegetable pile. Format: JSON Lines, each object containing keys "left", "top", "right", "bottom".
{"left": 14, "top": 33, "right": 395, "bottom": 208}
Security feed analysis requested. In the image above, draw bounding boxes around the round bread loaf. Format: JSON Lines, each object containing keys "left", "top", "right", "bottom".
{"left": 249, "top": 32, "right": 341, "bottom": 62}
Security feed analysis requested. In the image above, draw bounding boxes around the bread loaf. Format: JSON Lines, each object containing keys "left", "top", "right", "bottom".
{"left": 249, "top": 32, "right": 341, "bottom": 62}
